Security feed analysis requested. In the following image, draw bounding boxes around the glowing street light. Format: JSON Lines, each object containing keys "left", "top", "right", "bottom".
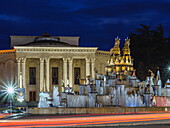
{"left": 8, "top": 87, "right": 14, "bottom": 94}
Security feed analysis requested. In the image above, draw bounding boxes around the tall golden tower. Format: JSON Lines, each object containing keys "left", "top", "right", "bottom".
{"left": 106, "top": 37, "right": 135, "bottom": 80}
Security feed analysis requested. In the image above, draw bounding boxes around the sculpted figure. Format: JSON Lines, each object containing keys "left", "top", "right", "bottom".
{"left": 148, "top": 69, "right": 155, "bottom": 77}
{"left": 115, "top": 36, "right": 120, "bottom": 46}
{"left": 124, "top": 37, "right": 130, "bottom": 48}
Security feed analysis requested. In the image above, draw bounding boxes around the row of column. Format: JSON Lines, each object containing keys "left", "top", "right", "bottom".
{"left": 63, "top": 58, "right": 95, "bottom": 87}
{"left": 17, "top": 58, "right": 50, "bottom": 92}
{"left": 17, "top": 57, "right": 95, "bottom": 92}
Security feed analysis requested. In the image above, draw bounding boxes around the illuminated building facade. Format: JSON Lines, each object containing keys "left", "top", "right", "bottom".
{"left": 0, "top": 33, "right": 110, "bottom": 102}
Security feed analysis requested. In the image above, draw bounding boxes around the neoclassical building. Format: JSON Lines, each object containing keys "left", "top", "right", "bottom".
{"left": 0, "top": 33, "right": 110, "bottom": 102}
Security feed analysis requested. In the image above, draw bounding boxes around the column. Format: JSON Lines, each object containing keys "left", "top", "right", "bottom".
{"left": 63, "top": 58, "right": 67, "bottom": 86}
{"left": 40, "top": 58, "right": 44, "bottom": 92}
{"left": 22, "top": 58, "right": 26, "bottom": 88}
{"left": 86, "top": 58, "right": 90, "bottom": 77}
{"left": 91, "top": 58, "right": 95, "bottom": 79}
{"left": 17, "top": 58, "right": 21, "bottom": 88}
{"left": 45, "top": 58, "right": 50, "bottom": 92}
{"left": 68, "top": 58, "right": 73, "bottom": 87}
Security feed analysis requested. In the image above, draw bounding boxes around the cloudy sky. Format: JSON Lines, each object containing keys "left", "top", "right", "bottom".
{"left": 0, "top": 0, "right": 169, "bottom": 50}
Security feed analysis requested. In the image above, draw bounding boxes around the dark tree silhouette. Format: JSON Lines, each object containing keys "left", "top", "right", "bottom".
{"left": 129, "top": 24, "right": 170, "bottom": 86}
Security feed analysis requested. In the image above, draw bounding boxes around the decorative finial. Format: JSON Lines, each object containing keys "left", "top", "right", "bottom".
{"left": 124, "top": 37, "right": 130, "bottom": 47}
{"left": 132, "top": 71, "right": 136, "bottom": 77}
{"left": 115, "top": 36, "right": 120, "bottom": 46}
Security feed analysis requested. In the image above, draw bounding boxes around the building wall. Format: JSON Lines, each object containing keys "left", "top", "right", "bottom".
{"left": 0, "top": 50, "right": 16, "bottom": 90}
{"left": 0, "top": 47, "right": 111, "bottom": 102}
{"left": 95, "top": 50, "right": 110, "bottom": 75}
{"left": 50, "top": 59, "right": 63, "bottom": 96}
{"left": 73, "top": 59, "right": 86, "bottom": 92}
{"left": 26, "top": 58, "right": 40, "bottom": 101}
{"left": 14, "top": 46, "right": 98, "bottom": 101}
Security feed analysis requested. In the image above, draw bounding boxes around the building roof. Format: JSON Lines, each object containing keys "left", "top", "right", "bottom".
{"left": 14, "top": 33, "right": 79, "bottom": 47}
{"left": 16, "top": 39, "right": 79, "bottom": 47}
{"left": 0, "top": 49, "right": 16, "bottom": 54}
{"left": 10, "top": 33, "right": 80, "bottom": 48}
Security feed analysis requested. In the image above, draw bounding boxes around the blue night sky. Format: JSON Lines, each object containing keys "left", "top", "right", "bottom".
{"left": 0, "top": 0, "right": 169, "bottom": 50}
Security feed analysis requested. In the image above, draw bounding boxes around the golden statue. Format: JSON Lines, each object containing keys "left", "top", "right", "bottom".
{"left": 110, "top": 36, "right": 121, "bottom": 56}
{"left": 124, "top": 37, "right": 130, "bottom": 48}
{"left": 115, "top": 36, "right": 120, "bottom": 46}
{"left": 122, "top": 37, "right": 131, "bottom": 55}
{"left": 148, "top": 69, "right": 155, "bottom": 77}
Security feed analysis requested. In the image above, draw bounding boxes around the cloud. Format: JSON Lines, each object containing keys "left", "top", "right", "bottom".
{"left": 0, "top": 0, "right": 169, "bottom": 50}
{"left": 0, "top": 14, "right": 21, "bottom": 21}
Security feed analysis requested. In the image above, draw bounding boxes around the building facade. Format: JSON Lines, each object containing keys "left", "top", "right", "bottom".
{"left": 0, "top": 34, "right": 110, "bottom": 102}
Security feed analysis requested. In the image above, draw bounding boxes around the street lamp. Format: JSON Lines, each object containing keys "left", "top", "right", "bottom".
{"left": 8, "top": 87, "right": 14, "bottom": 94}
{"left": 7, "top": 87, "right": 14, "bottom": 114}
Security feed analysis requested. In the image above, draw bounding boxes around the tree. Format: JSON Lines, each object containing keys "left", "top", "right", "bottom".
{"left": 129, "top": 24, "right": 169, "bottom": 85}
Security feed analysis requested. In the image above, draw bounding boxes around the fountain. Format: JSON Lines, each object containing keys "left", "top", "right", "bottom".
{"left": 67, "top": 95, "right": 89, "bottom": 107}
{"left": 52, "top": 86, "right": 60, "bottom": 107}
{"left": 38, "top": 92, "right": 51, "bottom": 108}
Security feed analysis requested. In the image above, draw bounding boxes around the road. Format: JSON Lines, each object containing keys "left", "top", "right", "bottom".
{"left": 0, "top": 112, "right": 170, "bottom": 127}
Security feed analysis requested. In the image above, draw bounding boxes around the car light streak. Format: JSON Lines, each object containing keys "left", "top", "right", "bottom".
{"left": 0, "top": 113, "right": 170, "bottom": 127}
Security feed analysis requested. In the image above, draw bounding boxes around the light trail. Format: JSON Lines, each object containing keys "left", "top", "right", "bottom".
{"left": 0, "top": 112, "right": 170, "bottom": 127}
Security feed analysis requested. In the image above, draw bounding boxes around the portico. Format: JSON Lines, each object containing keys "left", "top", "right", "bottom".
{"left": 14, "top": 46, "right": 97, "bottom": 101}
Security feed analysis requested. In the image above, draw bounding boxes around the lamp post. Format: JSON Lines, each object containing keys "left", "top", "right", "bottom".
{"left": 7, "top": 87, "right": 14, "bottom": 114}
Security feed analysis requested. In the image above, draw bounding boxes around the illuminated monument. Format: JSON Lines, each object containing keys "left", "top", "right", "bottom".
{"left": 106, "top": 37, "right": 135, "bottom": 80}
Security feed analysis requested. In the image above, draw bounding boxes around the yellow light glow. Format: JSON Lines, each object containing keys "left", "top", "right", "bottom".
{"left": 122, "top": 66, "right": 125, "bottom": 71}
{"left": 116, "top": 67, "right": 119, "bottom": 72}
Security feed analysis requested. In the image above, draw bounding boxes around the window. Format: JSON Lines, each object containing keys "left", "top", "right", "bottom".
{"left": 74, "top": 67, "right": 80, "bottom": 85}
{"left": 52, "top": 67, "right": 58, "bottom": 85}
{"left": 29, "top": 91, "right": 36, "bottom": 101}
{"left": 29, "top": 67, "right": 36, "bottom": 85}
